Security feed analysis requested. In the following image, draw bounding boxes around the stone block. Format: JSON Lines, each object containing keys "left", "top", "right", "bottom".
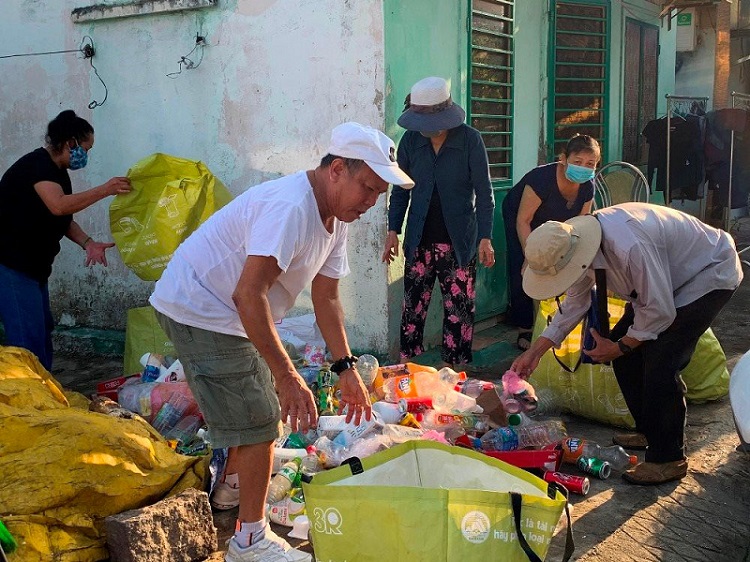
{"left": 106, "top": 487, "right": 217, "bottom": 562}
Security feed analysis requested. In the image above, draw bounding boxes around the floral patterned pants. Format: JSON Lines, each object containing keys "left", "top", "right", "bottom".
{"left": 400, "top": 243, "right": 477, "bottom": 365}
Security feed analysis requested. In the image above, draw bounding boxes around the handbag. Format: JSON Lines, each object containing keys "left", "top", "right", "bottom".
{"left": 303, "top": 440, "right": 574, "bottom": 562}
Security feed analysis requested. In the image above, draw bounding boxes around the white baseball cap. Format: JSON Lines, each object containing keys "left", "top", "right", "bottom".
{"left": 327, "top": 122, "right": 414, "bottom": 189}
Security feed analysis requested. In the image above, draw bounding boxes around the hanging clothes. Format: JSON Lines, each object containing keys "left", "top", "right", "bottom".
{"left": 704, "top": 108, "right": 749, "bottom": 210}
{"left": 642, "top": 115, "right": 705, "bottom": 201}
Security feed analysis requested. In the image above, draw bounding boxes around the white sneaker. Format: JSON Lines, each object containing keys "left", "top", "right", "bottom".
{"left": 225, "top": 528, "right": 312, "bottom": 562}
{"left": 211, "top": 480, "right": 240, "bottom": 510}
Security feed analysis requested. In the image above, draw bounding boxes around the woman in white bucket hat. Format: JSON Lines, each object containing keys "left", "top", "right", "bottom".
{"left": 512, "top": 203, "right": 743, "bottom": 485}
{"left": 382, "top": 77, "right": 495, "bottom": 366}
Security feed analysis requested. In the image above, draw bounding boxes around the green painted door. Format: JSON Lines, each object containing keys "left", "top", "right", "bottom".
{"left": 470, "top": 0, "right": 515, "bottom": 320}
{"left": 383, "top": 0, "right": 509, "bottom": 328}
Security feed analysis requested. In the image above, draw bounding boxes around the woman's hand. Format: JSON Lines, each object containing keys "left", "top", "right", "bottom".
{"left": 101, "top": 177, "right": 131, "bottom": 197}
{"left": 381, "top": 230, "right": 400, "bottom": 263}
{"left": 85, "top": 240, "right": 116, "bottom": 266}
{"left": 479, "top": 238, "right": 495, "bottom": 267}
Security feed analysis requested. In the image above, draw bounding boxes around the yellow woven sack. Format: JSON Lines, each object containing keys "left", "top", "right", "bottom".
{"left": 0, "top": 346, "right": 208, "bottom": 562}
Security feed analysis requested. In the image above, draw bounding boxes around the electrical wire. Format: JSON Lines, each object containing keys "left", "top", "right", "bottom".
{"left": 0, "top": 36, "right": 108, "bottom": 108}
{"left": 81, "top": 35, "right": 108, "bottom": 108}
{"left": 0, "top": 48, "right": 83, "bottom": 60}
{"left": 167, "top": 35, "right": 206, "bottom": 79}
{"left": 87, "top": 54, "right": 108, "bottom": 109}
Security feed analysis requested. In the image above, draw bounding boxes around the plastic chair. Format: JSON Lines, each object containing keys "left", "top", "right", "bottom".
{"left": 593, "top": 161, "right": 650, "bottom": 209}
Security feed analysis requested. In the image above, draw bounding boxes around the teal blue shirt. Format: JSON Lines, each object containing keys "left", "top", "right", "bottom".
{"left": 387, "top": 124, "right": 494, "bottom": 266}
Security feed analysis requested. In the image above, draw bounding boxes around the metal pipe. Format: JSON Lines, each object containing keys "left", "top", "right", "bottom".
{"left": 727, "top": 92, "right": 750, "bottom": 231}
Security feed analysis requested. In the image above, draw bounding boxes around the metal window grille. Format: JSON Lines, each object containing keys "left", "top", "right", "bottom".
{"left": 547, "top": 0, "right": 610, "bottom": 161}
{"left": 470, "top": 0, "right": 515, "bottom": 184}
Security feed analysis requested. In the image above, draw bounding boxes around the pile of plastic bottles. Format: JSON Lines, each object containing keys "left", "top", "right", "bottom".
{"left": 103, "top": 348, "right": 642, "bottom": 510}
{"left": 114, "top": 352, "right": 209, "bottom": 456}
{"left": 269, "top": 358, "right": 641, "bottom": 500}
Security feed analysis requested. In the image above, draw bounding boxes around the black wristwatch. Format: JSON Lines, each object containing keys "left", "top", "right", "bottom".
{"left": 617, "top": 339, "right": 634, "bottom": 355}
{"left": 330, "top": 355, "right": 358, "bottom": 374}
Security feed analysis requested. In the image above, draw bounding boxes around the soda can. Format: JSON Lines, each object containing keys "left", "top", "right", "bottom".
{"left": 543, "top": 471, "right": 590, "bottom": 495}
{"left": 577, "top": 456, "right": 612, "bottom": 480}
{"left": 398, "top": 397, "right": 433, "bottom": 414}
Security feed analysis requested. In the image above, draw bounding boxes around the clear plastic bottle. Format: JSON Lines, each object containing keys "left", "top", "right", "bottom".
{"left": 432, "top": 388, "right": 480, "bottom": 414}
{"left": 561, "top": 438, "right": 637, "bottom": 471}
{"left": 300, "top": 446, "right": 320, "bottom": 476}
{"left": 151, "top": 393, "right": 191, "bottom": 434}
{"left": 459, "top": 378, "right": 493, "bottom": 398}
{"left": 165, "top": 414, "right": 201, "bottom": 445}
{"left": 480, "top": 420, "right": 567, "bottom": 451}
{"left": 528, "top": 387, "right": 562, "bottom": 418}
{"left": 437, "top": 367, "right": 463, "bottom": 387}
{"left": 356, "top": 354, "right": 379, "bottom": 389}
{"left": 266, "top": 458, "right": 300, "bottom": 504}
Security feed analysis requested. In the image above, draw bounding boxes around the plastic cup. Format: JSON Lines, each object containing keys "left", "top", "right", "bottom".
{"left": 288, "top": 515, "right": 310, "bottom": 540}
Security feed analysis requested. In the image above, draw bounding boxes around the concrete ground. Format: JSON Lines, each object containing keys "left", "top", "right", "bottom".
{"left": 51, "top": 219, "right": 750, "bottom": 562}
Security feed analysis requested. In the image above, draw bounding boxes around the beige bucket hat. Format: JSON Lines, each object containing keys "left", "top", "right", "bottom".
{"left": 522, "top": 216, "right": 602, "bottom": 301}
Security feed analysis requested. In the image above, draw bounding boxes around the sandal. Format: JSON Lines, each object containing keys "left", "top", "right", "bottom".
{"left": 517, "top": 331, "right": 532, "bottom": 351}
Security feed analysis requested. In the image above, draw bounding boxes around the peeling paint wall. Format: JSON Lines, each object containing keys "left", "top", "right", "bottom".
{"left": 0, "top": 0, "right": 390, "bottom": 352}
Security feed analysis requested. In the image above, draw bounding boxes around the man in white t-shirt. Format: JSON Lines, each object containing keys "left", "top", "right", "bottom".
{"left": 150, "top": 122, "right": 413, "bottom": 562}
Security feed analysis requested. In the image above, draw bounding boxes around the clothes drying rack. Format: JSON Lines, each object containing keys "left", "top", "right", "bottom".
{"left": 665, "top": 94, "right": 709, "bottom": 217}
{"left": 727, "top": 92, "right": 750, "bottom": 232}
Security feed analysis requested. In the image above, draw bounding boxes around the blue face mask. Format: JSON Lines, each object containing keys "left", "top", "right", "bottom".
{"left": 69, "top": 143, "right": 88, "bottom": 170}
{"left": 565, "top": 162, "right": 595, "bottom": 184}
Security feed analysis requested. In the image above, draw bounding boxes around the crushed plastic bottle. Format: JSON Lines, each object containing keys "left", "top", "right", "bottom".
{"left": 437, "top": 367, "right": 466, "bottom": 387}
{"left": 527, "top": 387, "right": 562, "bottom": 418}
{"left": 459, "top": 378, "right": 494, "bottom": 398}
{"left": 562, "top": 438, "right": 637, "bottom": 471}
{"left": 432, "top": 388, "right": 482, "bottom": 414}
{"left": 480, "top": 419, "right": 567, "bottom": 451}
{"left": 140, "top": 352, "right": 167, "bottom": 383}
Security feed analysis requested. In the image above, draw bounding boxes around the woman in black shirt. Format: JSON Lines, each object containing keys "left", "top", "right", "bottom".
{"left": 0, "top": 110, "right": 130, "bottom": 370}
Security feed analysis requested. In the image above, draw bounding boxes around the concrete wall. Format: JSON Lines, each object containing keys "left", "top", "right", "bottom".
{"left": 0, "top": 0, "right": 391, "bottom": 353}
{"left": 675, "top": 7, "right": 717, "bottom": 108}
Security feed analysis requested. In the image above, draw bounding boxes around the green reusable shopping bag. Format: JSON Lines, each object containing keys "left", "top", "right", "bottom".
{"left": 531, "top": 297, "right": 635, "bottom": 429}
{"left": 123, "top": 306, "right": 175, "bottom": 376}
{"left": 109, "top": 153, "right": 233, "bottom": 281}
{"left": 531, "top": 297, "right": 729, "bottom": 428}
{"left": 303, "top": 441, "right": 573, "bottom": 562}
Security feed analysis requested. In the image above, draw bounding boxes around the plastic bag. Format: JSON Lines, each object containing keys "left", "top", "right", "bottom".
{"left": 110, "top": 153, "right": 233, "bottom": 281}
{"left": 303, "top": 440, "right": 570, "bottom": 562}
{"left": 118, "top": 380, "right": 201, "bottom": 423}
{"left": 123, "top": 306, "right": 176, "bottom": 376}
{"left": 531, "top": 297, "right": 730, "bottom": 428}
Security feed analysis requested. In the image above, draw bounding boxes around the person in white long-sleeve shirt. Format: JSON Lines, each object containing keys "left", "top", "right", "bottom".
{"left": 512, "top": 202, "right": 743, "bottom": 485}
